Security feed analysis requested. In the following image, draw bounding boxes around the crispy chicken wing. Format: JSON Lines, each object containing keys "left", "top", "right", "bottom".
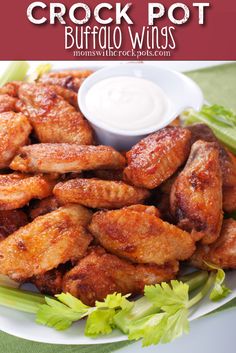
{"left": 187, "top": 123, "right": 236, "bottom": 212}
{"left": 44, "top": 85, "right": 78, "bottom": 108}
{"left": 0, "top": 112, "right": 32, "bottom": 168}
{"left": 191, "top": 219, "right": 236, "bottom": 269}
{"left": 62, "top": 246, "right": 179, "bottom": 306}
{"left": 0, "top": 210, "right": 28, "bottom": 241}
{"left": 187, "top": 123, "right": 236, "bottom": 187}
{"left": 10, "top": 143, "right": 126, "bottom": 174}
{"left": 38, "top": 70, "right": 92, "bottom": 108}
{"left": 124, "top": 127, "right": 191, "bottom": 189}
{"left": 89, "top": 208, "right": 195, "bottom": 265}
{"left": 54, "top": 178, "right": 150, "bottom": 209}
{"left": 38, "top": 70, "right": 92, "bottom": 92}
{"left": 0, "top": 205, "right": 92, "bottom": 281}
{"left": 0, "top": 81, "right": 21, "bottom": 97}
{"left": 0, "top": 173, "right": 56, "bottom": 210}
{"left": 0, "top": 94, "right": 18, "bottom": 113}
{"left": 29, "top": 196, "right": 60, "bottom": 220}
{"left": 170, "top": 141, "right": 223, "bottom": 244}
{"left": 17, "top": 83, "right": 93, "bottom": 145}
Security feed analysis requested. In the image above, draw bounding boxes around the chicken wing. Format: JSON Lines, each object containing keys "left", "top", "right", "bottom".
{"left": 191, "top": 219, "right": 236, "bottom": 269}
{"left": 0, "top": 210, "right": 28, "bottom": 241}
{"left": 38, "top": 70, "right": 92, "bottom": 92}
{"left": 170, "top": 141, "right": 223, "bottom": 244}
{"left": 17, "top": 83, "right": 93, "bottom": 145}
{"left": 89, "top": 208, "right": 195, "bottom": 265}
{"left": 123, "top": 127, "right": 191, "bottom": 189}
{"left": 38, "top": 70, "right": 92, "bottom": 108}
{"left": 0, "top": 173, "right": 56, "bottom": 210}
{"left": 62, "top": 246, "right": 179, "bottom": 306}
{"left": 0, "top": 112, "right": 32, "bottom": 168}
{"left": 0, "top": 205, "right": 92, "bottom": 281}
{"left": 0, "top": 94, "right": 18, "bottom": 113}
{"left": 10, "top": 143, "right": 126, "bottom": 174}
{"left": 54, "top": 178, "right": 150, "bottom": 209}
{"left": 29, "top": 196, "right": 60, "bottom": 220}
{"left": 0, "top": 81, "right": 21, "bottom": 97}
{"left": 187, "top": 123, "right": 236, "bottom": 186}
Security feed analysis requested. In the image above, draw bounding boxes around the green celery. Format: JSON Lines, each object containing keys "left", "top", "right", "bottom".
{"left": 114, "top": 270, "right": 208, "bottom": 334}
{"left": 0, "top": 285, "right": 46, "bottom": 313}
{"left": 182, "top": 105, "right": 236, "bottom": 154}
{"left": 0, "top": 61, "right": 29, "bottom": 86}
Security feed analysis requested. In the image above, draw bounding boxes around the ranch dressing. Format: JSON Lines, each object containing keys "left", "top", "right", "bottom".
{"left": 85, "top": 76, "right": 170, "bottom": 131}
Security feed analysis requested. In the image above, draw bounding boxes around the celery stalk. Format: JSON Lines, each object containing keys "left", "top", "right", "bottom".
{"left": 0, "top": 286, "right": 46, "bottom": 314}
{"left": 0, "top": 61, "right": 29, "bottom": 86}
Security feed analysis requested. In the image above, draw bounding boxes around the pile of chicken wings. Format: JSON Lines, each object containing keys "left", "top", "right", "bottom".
{"left": 0, "top": 69, "right": 235, "bottom": 306}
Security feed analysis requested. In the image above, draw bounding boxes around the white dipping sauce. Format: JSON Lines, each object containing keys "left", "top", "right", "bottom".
{"left": 85, "top": 76, "right": 170, "bottom": 131}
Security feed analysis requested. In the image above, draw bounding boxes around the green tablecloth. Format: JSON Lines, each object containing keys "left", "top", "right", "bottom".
{"left": 1, "top": 62, "right": 236, "bottom": 353}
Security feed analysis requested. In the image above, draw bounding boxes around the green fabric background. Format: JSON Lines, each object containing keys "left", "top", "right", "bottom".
{"left": 0, "top": 62, "right": 236, "bottom": 353}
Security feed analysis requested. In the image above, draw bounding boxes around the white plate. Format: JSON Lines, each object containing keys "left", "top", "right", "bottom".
{"left": 0, "top": 60, "right": 235, "bottom": 345}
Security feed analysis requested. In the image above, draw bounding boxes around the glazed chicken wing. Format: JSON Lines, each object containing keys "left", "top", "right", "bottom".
{"left": 191, "top": 219, "right": 236, "bottom": 269}
{"left": 62, "top": 246, "right": 179, "bottom": 306}
{"left": 0, "top": 205, "right": 92, "bottom": 281}
{"left": 187, "top": 123, "right": 236, "bottom": 212}
{"left": 124, "top": 127, "right": 191, "bottom": 189}
{"left": 0, "top": 173, "right": 56, "bottom": 210}
{"left": 89, "top": 208, "right": 195, "bottom": 265}
{"left": 0, "top": 112, "right": 32, "bottom": 168}
{"left": 187, "top": 123, "right": 236, "bottom": 187}
{"left": 38, "top": 70, "right": 92, "bottom": 108}
{"left": 38, "top": 70, "right": 92, "bottom": 92}
{"left": 17, "top": 83, "right": 93, "bottom": 145}
{"left": 170, "top": 141, "right": 223, "bottom": 244}
{"left": 0, "top": 209, "right": 28, "bottom": 241}
{"left": 0, "top": 94, "right": 18, "bottom": 113}
{"left": 0, "top": 81, "right": 21, "bottom": 97}
{"left": 10, "top": 143, "right": 126, "bottom": 174}
{"left": 54, "top": 178, "right": 150, "bottom": 209}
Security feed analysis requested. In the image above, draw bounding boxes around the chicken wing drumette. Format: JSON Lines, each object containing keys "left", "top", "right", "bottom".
{"left": 17, "top": 83, "right": 93, "bottom": 145}
{"left": 191, "top": 218, "right": 236, "bottom": 269}
{"left": 170, "top": 141, "right": 223, "bottom": 244}
{"left": 54, "top": 178, "right": 150, "bottom": 209}
{"left": 62, "top": 246, "right": 179, "bottom": 306}
{"left": 10, "top": 143, "right": 126, "bottom": 173}
{"left": 123, "top": 127, "right": 191, "bottom": 189}
{"left": 89, "top": 207, "right": 195, "bottom": 265}
{"left": 0, "top": 205, "right": 92, "bottom": 281}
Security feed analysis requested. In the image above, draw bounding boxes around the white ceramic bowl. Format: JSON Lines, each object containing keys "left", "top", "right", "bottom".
{"left": 78, "top": 63, "right": 203, "bottom": 150}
